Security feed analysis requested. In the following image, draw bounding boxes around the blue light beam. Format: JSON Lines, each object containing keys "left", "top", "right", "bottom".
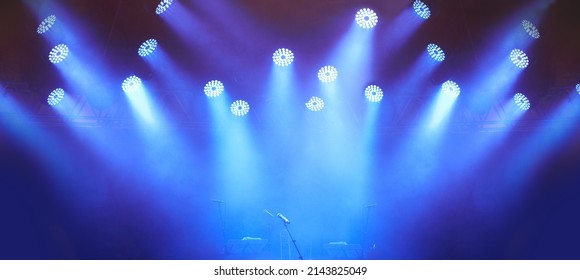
{"left": 265, "top": 58, "right": 299, "bottom": 130}
{"left": 426, "top": 81, "right": 460, "bottom": 130}
{"left": 123, "top": 77, "right": 161, "bottom": 126}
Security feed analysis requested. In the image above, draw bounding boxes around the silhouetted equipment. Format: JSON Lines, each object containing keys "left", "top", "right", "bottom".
{"left": 324, "top": 242, "right": 363, "bottom": 259}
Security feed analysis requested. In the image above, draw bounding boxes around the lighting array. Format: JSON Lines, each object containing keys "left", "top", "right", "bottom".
{"left": 49, "top": 44, "right": 69, "bottom": 64}
{"left": 47, "top": 88, "right": 65, "bottom": 106}
{"left": 39, "top": 4, "right": 541, "bottom": 119}
{"left": 138, "top": 39, "right": 158, "bottom": 57}
{"left": 204, "top": 80, "right": 224, "bottom": 98}
{"left": 273, "top": 48, "right": 295, "bottom": 67}
{"left": 514, "top": 93, "right": 531, "bottom": 111}
{"left": 576, "top": 84, "right": 580, "bottom": 95}
{"left": 306, "top": 96, "right": 325, "bottom": 111}
{"left": 510, "top": 49, "right": 529, "bottom": 69}
{"left": 365, "top": 85, "right": 384, "bottom": 103}
{"left": 522, "top": 20, "right": 540, "bottom": 39}
{"left": 317, "top": 66, "right": 338, "bottom": 83}
{"left": 156, "top": 0, "right": 174, "bottom": 15}
{"left": 355, "top": 8, "right": 378, "bottom": 29}
{"left": 231, "top": 100, "right": 250, "bottom": 116}
{"left": 37, "top": 15, "right": 56, "bottom": 34}
{"left": 427, "top": 43, "right": 445, "bottom": 62}
{"left": 442, "top": 81, "right": 461, "bottom": 98}
{"left": 413, "top": 0, "right": 431, "bottom": 19}
{"left": 122, "top": 75, "right": 142, "bottom": 93}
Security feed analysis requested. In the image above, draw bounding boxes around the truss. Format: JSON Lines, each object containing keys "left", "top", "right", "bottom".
{"left": 1, "top": 82, "right": 578, "bottom": 134}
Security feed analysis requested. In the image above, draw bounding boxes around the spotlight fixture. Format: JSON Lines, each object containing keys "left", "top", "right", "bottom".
{"left": 306, "top": 96, "right": 325, "bottom": 111}
{"left": 204, "top": 80, "right": 224, "bottom": 98}
{"left": 317, "top": 66, "right": 338, "bottom": 83}
{"left": 273, "top": 48, "right": 294, "bottom": 67}
{"left": 355, "top": 8, "right": 378, "bottom": 29}
{"left": 231, "top": 100, "right": 250, "bottom": 116}
{"left": 365, "top": 85, "right": 383, "bottom": 103}
{"left": 510, "top": 49, "right": 529, "bottom": 69}
{"left": 47, "top": 88, "right": 64, "bottom": 106}
{"left": 122, "top": 75, "right": 142, "bottom": 93}
{"left": 514, "top": 93, "right": 531, "bottom": 111}
{"left": 427, "top": 43, "right": 445, "bottom": 62}
{"left": 48, "top": 44, "right": 69, "bottom": 64}
{"left": 138, "top": 39, "right": 158, "bottom": 57}
{"left": 522, "top": 20, "right": 540, "bottom": 39}
{"left": 413, "top": 0, "right": 431, "bottom": 19}
{"left": 37, "top": 15, "right": 56, "bottom": 34}
{"left": 576, "top": 84, "right": 580, "bottom": 95}
{"left": 156, "top": 0, "right": 174, "bottom": 15}
{"left": 442, "top": 80, "right": 460, "bottom": 98}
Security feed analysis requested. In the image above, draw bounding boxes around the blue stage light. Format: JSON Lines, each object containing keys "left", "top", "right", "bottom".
{"left": 37, "top": 15, "right": 56, "bottom": 34}
{"left": 365, "top": 85, "right": 383, "bottom": 103}
{"left": 273, "top": 48, "right": 294, "bottom": 67}
{"left": 47, "top": 88, "right": 64, "bottom": 106}
{"left": 138, "top": 39, "right": 158, "bottom": 57}
{"left": 442, "top": 80, "right": 461, "bottom": 98}
{"left": 204, "top": 80, "right": 224, "bottom": 98}
{"left": 230, "top": 100, "right": 250, "bottom": 116}
{"left": 514, "top": 93, "right": 531, "bottom": 111}
{"left": 413, "top": 0, "right": 431, "bottom": 19}
{"left": 306, "top": 96, "right": 325, "bottom": 111}
{"left": 427, "top": 43, "right": 445, "bottom": 62}
{"left": 510, "top": 49, "right": 529, "bottom": 68}
{"left": 355, "top": 8, "right": 378, "bottom": 29}
{"left": 318, "top": 65, "right": 338, "bottom": 83}
{"left": 156, "top": 0, "right": 173, "bottom": 15}
{"left": 49, "top": 44, "right": 69, "bottom": 64}
{"left": 576, "top": 84, "right": 580, "bottom": 95}
{"left": 122, "top": 75, "right": 142, "bottom": 93}
{"left": 522, "top": 20, "right": 540, "bottom": 39}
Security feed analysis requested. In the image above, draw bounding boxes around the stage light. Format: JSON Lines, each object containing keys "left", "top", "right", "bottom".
{"left": 365, "top": 85, "right": 383, "bottom": 103}
{"left": 318, "top": 65, "right": 338, "bottom": 83}
{"left": 413, "top": 0, "right": 431, "bottom": 19}
{"left": 37, "top": 15, "right": 56, "bottom": 34}
{"left": 122, "top": 75, "right": 142, "bottom": 93}
{"left": 442, "top": 80, "right": 460, "bottom": 98}
{"left": 514, "top": 93, "right": 531, "bottom": 111}
{"left": 522, "top": 20, "right": 540, "bottom": 39}
{"left": 510, "top": 49, "right": 529, "bottom": 69}
{"left": 47, "top": 88, "right": 64, "bottom": 106}
{"left": 204, "top": 80, "right": 224, "bottom": 98}
{"left": 273, "top": 48, "right": 294, "bottom": 67}
{"left": 49, "top": 44, "right": 69, "bottom": 64}
{"left": 138, "top": 39, "right": 158, "bottom": 57}
{"left": 306, "top": 96, "right": 325, "bottom": 111}
{"left": 156, "top": 0, "right": 173, "bottom": 15}
{"left": 230, "top": 100, "right": 250, "bottom": 116}
{"left": 355, "top": 8, "right": 378, "bottom": 29}
{"left": 427, "top": 43, "right": 445, "bottom": 62}
{"left": 576, "top": 84, "right": 580, "bottom": 95}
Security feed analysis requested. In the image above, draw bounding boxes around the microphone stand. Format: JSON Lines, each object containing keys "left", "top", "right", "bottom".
{"left": 361, "top": 204, "right": 376, "bottom": 259}
{"left": 212, "top": 200, "right": 227, "bottom": 255}
{"left": 283, "top": 222, "right": 303, "bottom": 260}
